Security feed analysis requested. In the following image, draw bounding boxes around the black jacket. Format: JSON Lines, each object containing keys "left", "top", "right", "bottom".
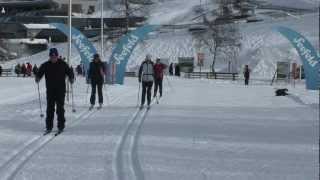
{"left": 37, "top": 60, "right": 74, "bottom": 93}
{"left": 88, "top": 61, "right": 105, "bottom": 83}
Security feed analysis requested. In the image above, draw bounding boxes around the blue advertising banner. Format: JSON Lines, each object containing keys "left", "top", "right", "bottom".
{"left": 109, "top": 25, "right": 158, "bottom": 84}
{"left": 50, "top": 23, "right": 97, "bottom": 74}
{"left": 274, "top": 26, "right": 320, "bottom": 90}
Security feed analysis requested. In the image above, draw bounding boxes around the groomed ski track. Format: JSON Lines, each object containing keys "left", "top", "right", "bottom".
{"left": 113, "top": 100, "right": 156, "bottom": 180}
{"left": 0, "top": 92, "right": 127, "bottom": 180}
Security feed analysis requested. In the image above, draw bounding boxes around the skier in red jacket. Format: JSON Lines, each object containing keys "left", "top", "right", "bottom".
{"left": 153, "top": 58, "right": 167, "bottom": 98}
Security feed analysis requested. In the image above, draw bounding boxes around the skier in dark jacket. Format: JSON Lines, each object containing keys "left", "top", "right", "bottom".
{"left": 88, "top": 53, "right": 105, "bottom": 109}
{"left": 153, "top": 58, "right": 167, "bottom": 98}
{"left": 35, "top": 48, "right": 74, "bottom": 133}
{"left": 138, "top": 54, "right": 155, "bottom": 109}
{"left": 244, "top": 65, "right": 250, "bottom": 85}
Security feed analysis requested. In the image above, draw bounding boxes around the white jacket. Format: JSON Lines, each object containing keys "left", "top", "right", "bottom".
{"left": 139, "top": 60, "right": 154, "bottom": 82}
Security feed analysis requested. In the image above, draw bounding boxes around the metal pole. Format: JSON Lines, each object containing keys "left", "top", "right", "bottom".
{"left": 67, "top": 0, "right": 72, "bottom": 102}
{"left": 101, "top": 0, "right": 104, "bottom": 59}
{"left": 125, "top": 0, "right": 129, "bottom": 33}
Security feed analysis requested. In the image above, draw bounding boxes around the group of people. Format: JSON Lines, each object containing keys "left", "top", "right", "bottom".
{"left": 15, "top": 63, "right": 38, "bottom": 77}
{"left": 33, "top": 47, "right": 250, "bottom": 133}
{"left": 35, "top": 48, "right": 106, "bottom": 134}
{"left": 138, "top": 54, "right": 168, "bottom": 109}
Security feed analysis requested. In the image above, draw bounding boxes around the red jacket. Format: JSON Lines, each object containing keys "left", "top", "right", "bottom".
{"left": 154, "top": 63, "right": 167, "bottom": 80}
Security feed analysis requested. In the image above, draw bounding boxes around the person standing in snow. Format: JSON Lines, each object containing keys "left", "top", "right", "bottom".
{"left": 15, "top": 63, "right": 21, "bottom": 77}
{"left": 32, "top": 64, "right": 38, "bottom": 76}
{"left": 88, "top": 54, "right": 105, "bottom": 109}
{"left": 138, "top": 54, "right": 155, "bottom": 109}
{"left": 35, "top": 48, "right": 74, "bottom": 133}
{"left": 169, "top": 63, "right": 174, "bottom": 76}
{"left": 244, "top": 65, "right": 250, "bottom": 86}
{"left": 153, "top": 58, "right": 167, "bottom": 98}
{"left": 26, "top": 62, "right": 32, "bottom": 76}
{"left": 174, "top": 63, "right": 180, "bottom": 77}
{"left": 21, "top": 63, "right": 27, "bottom": 77}
{"left": 0, "top": 65, "right": 2, "bottom": 76}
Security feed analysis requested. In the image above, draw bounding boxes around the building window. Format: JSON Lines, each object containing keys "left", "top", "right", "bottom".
{"left": 88, "top": 6, "right": 95, "bottom": 14}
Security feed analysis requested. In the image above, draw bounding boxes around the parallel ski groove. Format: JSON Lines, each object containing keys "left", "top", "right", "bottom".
{"left": 114, "top": 99, "right": 155, "bottom": 180}
{"left": 0, "top": 93, "right": 126, "bottom": 180}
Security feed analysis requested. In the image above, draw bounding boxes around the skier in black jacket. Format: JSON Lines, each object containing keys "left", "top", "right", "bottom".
{"left": 35, "top": 48, "right": 74, "bottom": 133}
{"left": 88, "top": 54, "right": 105, "bottom": 109}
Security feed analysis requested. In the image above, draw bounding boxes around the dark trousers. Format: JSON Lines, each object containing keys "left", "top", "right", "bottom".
{"left": 245, "top": 77, "right": 249, "bottom": 85}
{"left": 90, "top": 81, "right": 103, "bottom": 105}
{"left": 46, "top": 91, "right": 66, "bottom": 131}
{"left": 154, "top": 78, "right": 163, "bottom": 97}
{"left": 141, "top": 81, "right": 153, "bottom": 106}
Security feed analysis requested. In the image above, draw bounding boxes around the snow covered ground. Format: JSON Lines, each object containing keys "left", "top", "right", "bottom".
{"left": 0, "top": 76, "right": 318, "bottom": 180}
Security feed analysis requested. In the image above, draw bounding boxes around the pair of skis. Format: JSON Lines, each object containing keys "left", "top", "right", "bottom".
{"left": 139, "top": 96, "right": 161, "bottom": 110}
{"left": 43, "top": 130, "right": 63, "bottom": 136}
{"left": 89, "top": 105, "right": 103, "bottom": 111}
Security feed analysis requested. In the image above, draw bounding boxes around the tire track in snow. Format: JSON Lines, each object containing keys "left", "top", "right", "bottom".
{"left": 0, "top": 94, "right": 125, "bottom": 180}
{"left": 113, "top": 100, "right": 155, "bottom": 180}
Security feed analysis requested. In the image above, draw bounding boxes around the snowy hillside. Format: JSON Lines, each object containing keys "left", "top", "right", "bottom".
{"left": 3, "top": 0, "right": 319, "bottom": 81}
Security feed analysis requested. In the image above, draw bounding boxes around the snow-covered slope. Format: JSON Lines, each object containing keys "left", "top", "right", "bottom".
{"left": 3, "top": 0, "right": 319, "bottom": 81}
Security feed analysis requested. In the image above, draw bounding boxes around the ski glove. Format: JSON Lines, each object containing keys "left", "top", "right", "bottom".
{"left": 35, "top": 77, "right": 40, "bottom": 83}
{"left": 69, "top": 78, "right": 75, "bottom": 84}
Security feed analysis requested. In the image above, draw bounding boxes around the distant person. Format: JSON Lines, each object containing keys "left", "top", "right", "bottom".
{"left": 174, "top": 63, "right": 180, "bottom": 77}
{"left": 169, "top": 63, "right": 174, "bottom": 76}
{"left": 244, "top": 65, "right": 250, "bottom": 86}
{"left": 32, "top": 64, "right": 38, "bottom": 76}
{"left": 138, "top": 54, "right": 155, "bottom": 109}
{"left": 153, "top": 58, "right": 167, "bottom": 98}
{"left": 35, "top": 48, "right": 74, "bottom": 134}
{"left": 76, "top": 64, "right": 83, "bottom": 76}
{"left": 21, "top": 63, "right": 27, "bottom": 77}
{"left": 0, "top": 65, "right": 2, "bottom": 76}
{"left": 15, "top": 63, "right": 21, "bottom": 77}
{"left": 88, "top": 54, "right": 105, "bottom": 110}
{"left": 26, "top": 62, "right": 32, "bottom": 76}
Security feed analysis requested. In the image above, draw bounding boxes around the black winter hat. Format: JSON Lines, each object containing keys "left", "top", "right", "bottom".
{"left": 93, "top": 53, "right": 100, "bottom": 59}
{"left": 49, "top": 48, "right": 59, "bottom": 57}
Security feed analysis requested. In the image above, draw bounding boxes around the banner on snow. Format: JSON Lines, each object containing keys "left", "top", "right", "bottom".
{"left": 109, "top": 25, "right": 158, "bottom": 84}
{"left": 50, "top": 23, "right": 97, "bottom": 74}
{"left": 274, "top": 26, "right": 320, "bottom": 90}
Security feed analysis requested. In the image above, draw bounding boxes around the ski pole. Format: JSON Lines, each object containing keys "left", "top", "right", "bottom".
{"left": 165, "top": 75, "right": 173, "bottom": 91}
{"left": 86, "top": 83, "right": 89, "bottom": 105}
{"left": 71, "top": 83, "right": 76, "bottom": 113}
{"left": 104, "top": 83, "right": 110, "bottom": 106}
{"left": 37, "top": 83, "right": 44, "bottom": 118}
{"left": 137, "top": 81, "right": 141, "bottom": 107}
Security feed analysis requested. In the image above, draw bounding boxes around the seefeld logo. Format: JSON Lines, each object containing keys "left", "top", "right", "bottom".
{"left": 113, "top": 34, "right": 139, "bottom": 65}
{"left": 293, "top": 37, "right": 319, "bottom": 67}
{"left": 72, "top": 34, "right": 94, "bottom": 61}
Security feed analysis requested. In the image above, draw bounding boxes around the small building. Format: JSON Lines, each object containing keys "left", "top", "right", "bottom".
{"left": 53, "top": 0, "right": 99, "bottom": 14}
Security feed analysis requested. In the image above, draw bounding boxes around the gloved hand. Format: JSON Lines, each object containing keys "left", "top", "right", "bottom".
{"left": 35, "top": 77, "right": 40, "bottom": 83}
{"left": 69, "top": 78, "right": 75, "bottom": 84}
